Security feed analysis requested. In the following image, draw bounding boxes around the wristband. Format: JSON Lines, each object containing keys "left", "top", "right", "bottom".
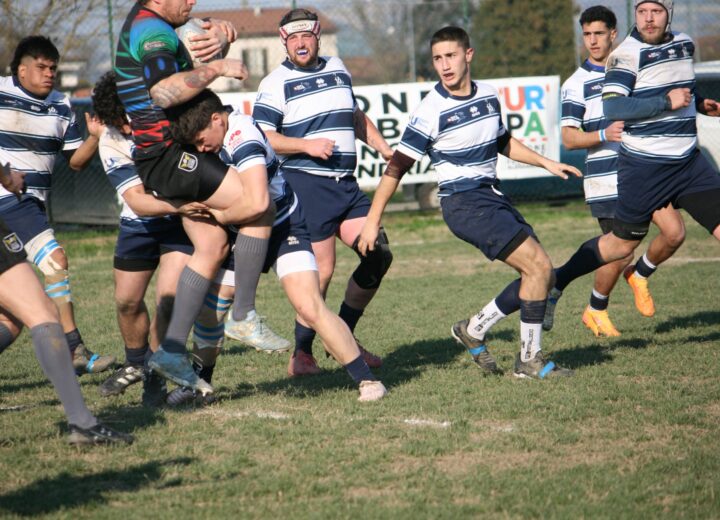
{"left": 599, "top": 129, "right": 606, "bottom": 143}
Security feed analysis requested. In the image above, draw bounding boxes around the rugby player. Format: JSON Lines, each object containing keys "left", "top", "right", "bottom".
{"left": 0, "top": 36, "right": 116, "bottom": 376}
{"left": 0, "top": 169, "right": 132, "bottom": 445}
{"left": 557, "top": 5, "right": 685, "bottom": 336}
{"left": 253, "top": 8, "right": 394, "bottom": 376}
{"left": 116, "top": 0, "right": 288, "bottom": 394}
{"left": 169, "top": 89, "right": 388, "bottom": 401}
{"left": 358, "top": 27, "right": 581, "bottom": 379}
{"left": 542, "top": 0, "right": 720, "bottom": 308}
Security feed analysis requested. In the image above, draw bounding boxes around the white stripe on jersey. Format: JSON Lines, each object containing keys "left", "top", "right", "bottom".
{"left": 561, "top": 61, "right": 620, "bottom": 203}
{"left": 0, "top": 76, "right": 82, "bottom": 202}
{"left": 603, "top": 30, "right": 697, "bottom": 161}
{"left": 396, "top": 81, "right": 507, "bottom": 197}
{"left": 253, "top": 57, "right": 358, "bottom": 178}
{"left": 221, "top": 108, "right": 297, "bottom": 226}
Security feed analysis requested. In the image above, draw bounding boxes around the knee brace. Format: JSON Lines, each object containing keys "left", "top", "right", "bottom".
{"left": 26, "top": 230, "right": 71, "bottom": 304}
{"left": 351, "top": 227, "right": 393, "bottom": 290}
{"left": 193, "top": 291, "right": 233, "bottom": 350}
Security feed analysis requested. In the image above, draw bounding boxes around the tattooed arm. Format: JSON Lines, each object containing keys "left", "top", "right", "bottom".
{"left": 149, "top": 59, "right": 248, "bottom": 109}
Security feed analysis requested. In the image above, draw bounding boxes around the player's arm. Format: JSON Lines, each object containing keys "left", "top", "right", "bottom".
{"left": 357, "top": 151, "right": 416, "bottom": 255}
{"left": 121, "top": 184, "right": 207, "bottom": 218}
{"left": 0, "top": 162, "right": 25, "bottom": 199}
{"left": 353, "top": 107, "right": 393, "bottom": 161}
{"left": 206, "top": 164, "right": 270, "bottom": 226}
{"left": 66, "top": 113, "right": 104, "bottom": 171}
{"left": 697, "top": 96, "right": 720, "bottom": 117}
{"left": 561, "top": 121, "right": 624, "bottom": 150}
{"left": 187, "top": 18, "right": 238, "bottom": 61}
{"left": 263, "top": 130, "right": 335, "bottom": 160}
{"left": 149, "top": 59, "right": 248, "bottom": 109}
{"left": 500, "top": 136, "right": 581, "bottom": 180}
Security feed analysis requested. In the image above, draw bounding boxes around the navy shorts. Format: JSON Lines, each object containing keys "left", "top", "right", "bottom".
{"left": 441, "top": 185, "right": 537, "bottom": 261}
{"left": 136, "top": 142, "right": 227, "bottom": 202}
{"left": 0, "top": 196, "right": 50, "bottom": 244}
{"left": 282, "top": 171, "right": 370, "bottom": 241}
{"left": 616, "top": 149, "right": 720, "bottom": 225}
{"left": 0, "top": 218, "right": 27, "bottom": 275}
{"left": 589, "top": 200, "right": 617, "bottom": 220}
{"left": 264, "top": 203, "right": 314, "bottom": 272}
{"left": 114, "top": 217, "right": 193, "bottom": 272}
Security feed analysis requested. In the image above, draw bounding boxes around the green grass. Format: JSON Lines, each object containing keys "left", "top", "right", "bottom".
{"left": 1, "top": 200, "right": 720, "bottom": 519}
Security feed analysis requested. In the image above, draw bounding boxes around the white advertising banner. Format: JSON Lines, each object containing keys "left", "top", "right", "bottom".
{"left": 219, "top": 75, "right": 560, "bottom": 189}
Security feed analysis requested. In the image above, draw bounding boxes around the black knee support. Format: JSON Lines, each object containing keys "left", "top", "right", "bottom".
{"left": 351, "top": 227, "right": 393, "bottom": 289}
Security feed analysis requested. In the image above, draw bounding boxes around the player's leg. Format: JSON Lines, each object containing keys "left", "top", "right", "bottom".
{"left": 0, "top": 312, "right": 21, "bottom": 355}
{"left": 24, "top": 229, "right": 116, "bottom": 375}
{"left": 0, "top": 258, "right": 131, "bottom": 444}
{"left": 623, "top": 205, "right": 686, "bottom": 317}
{"left": 337, "top": 215, "right": 392, "bottom": 368}
{"left": 582, "top": 218, "right": 630, "bottom": 337}
{"left": 279, "top": 258, "right": 386, "bottom": 401}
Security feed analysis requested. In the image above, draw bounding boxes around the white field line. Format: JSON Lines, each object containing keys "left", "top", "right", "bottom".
{"left": 403, "top": 418, "right": 452, "bottom": 428}
{"left": 197, "top": 409, "right": 290, "bottom": 420}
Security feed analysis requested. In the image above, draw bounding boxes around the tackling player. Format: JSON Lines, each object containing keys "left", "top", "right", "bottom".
{"left": 169, "top": 89, "right": 388, "bottom": 401}
{"left": 252, "top": 8, "right": 394, "bottom": 377}
{"left": 0, "top": 36, "right": 116, "bottom": 376}
{"left": 358, "top": 27, "right": 581, "bottom": 379}
{"left": 557, "top": 5, "right": 685, "bottom": 336}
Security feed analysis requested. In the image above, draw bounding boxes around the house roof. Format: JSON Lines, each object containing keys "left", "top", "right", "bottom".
{"left": 192, "top": 7, "right": 337, "bottom": 38}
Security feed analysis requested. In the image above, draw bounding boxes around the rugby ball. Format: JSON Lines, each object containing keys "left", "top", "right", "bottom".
{"left": 176, "top": 18, "right": 225, "bottom": 66}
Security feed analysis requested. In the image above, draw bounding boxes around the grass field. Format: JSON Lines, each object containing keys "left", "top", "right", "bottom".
{"left": 1, "top": 200, "right": 719, "bottom": 519}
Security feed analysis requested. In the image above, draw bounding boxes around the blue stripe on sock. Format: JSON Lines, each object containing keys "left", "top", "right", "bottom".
{"left": 86, "top": 353, "right": 99, "bottom": 372}
{"left": 538, "top": 361, "right": 555, "bottom": 379}
{"left": 469, "top": 346, "right": 487, "bottom": 356}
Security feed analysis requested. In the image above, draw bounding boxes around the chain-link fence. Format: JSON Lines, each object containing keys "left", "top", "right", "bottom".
{"left": 3, "top": 0, "right": 717, "bottom": 224}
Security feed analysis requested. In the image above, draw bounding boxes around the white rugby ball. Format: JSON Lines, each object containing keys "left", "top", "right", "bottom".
{"left": 176, "top": 18, "right": 225, "bottom": 66}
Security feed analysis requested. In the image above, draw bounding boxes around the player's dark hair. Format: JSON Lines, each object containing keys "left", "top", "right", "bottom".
{"left": 10, "top": 35, "right": 59, "bottom": 76}
{"left": 430, "top": 26, "right": 471, "bottom": 51}
{"left": 167, "top": 89, "right": 224, "bottom": 144}
{"left": 579, "top": 5, "right": 617, "bottom": 30}
{"left": 279, "top": 8, "right": 318, "bottom": 27}
{"left": 92, "top": 71, "right": 127, "bottom": 129}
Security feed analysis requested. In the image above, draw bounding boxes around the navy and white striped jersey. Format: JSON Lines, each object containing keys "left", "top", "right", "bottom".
{"left": 252, "top": 57, "right": 358, "bottom": 179}
{"left": 0, "top": 76, "right": 82, "bottom": 204}
{"left": 98, "top": 125, "right": 178, "bottom": 230}
{"left": 603, "top": 29, "right": 697, "bottom": 161}
{"left": 561, "top": 60, "right": 620, "bottom": 204}
{"left": 221, "top": 108, "right": 297, "bottom": 226}
{"left": 396, "top": 81, "right": 507, "bottom": 197}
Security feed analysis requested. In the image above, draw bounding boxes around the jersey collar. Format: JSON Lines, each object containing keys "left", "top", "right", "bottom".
{"left": 12, "top": 75, "right": 51, "bottom": 102}
{"left": 581, "top": 59, "right": 605, "bottom": 73}
{"left": 434, "top": 81, "right": 477, "bottom": 100}
{"left": 630, "top": 26, "right": 675, "bottom": 45}
{"left": 282, "top": 56, "right": 327, "bottom": 72}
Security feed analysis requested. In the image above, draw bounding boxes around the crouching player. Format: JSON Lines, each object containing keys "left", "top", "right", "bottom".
{"left": 0, "top": 167, "right": 132, "bottom": 444}
{"left": 169, "top": 90, "right": 387, "bottom": 401}
{"left": 358, "top": 27, "right": 582, "bottom": 379}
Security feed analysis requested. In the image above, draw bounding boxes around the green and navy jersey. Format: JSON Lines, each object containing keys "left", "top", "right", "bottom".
{"left": 114, "top": 2, "right": 192, "bottom": 159}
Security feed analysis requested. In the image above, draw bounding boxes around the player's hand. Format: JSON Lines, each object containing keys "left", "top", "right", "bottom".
{"left": 699, "top": 98, "right": 720, "bottom": 117}
{"left": 85, "top": 113, "right": 105, "bottom": 139}
{"left": 357, "top": 223, "right": 380, "bottom": 257}
{"left": 0, "top": 163, "right": 26, "bottom": 200}
{"left": 201, "top": 18, "right": 237, "bottom": 45}
{"left": 216, "top": 59, "right": 249, "bottom": 80}
{"left": 191, "top": 20, "right": 230, "bottom": 61}
{"left": 604, "top": 120, "right": 624, "bottom": 142}
{"left": 545, "top": 160, "right": 582, "bottom": 180}
{"left": 666, "top": 88, "right": 692, "bottom": 110}
{"left": 305, "top": 138, "right": 336, "bottom": 160}
{"left": 176, "top": 201, "right": 211, "bottom": 218}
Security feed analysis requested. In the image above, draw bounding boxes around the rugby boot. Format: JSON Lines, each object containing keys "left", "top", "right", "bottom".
{"left": 148, "top": 347, "right": 214, "bottom": 396}
{"left": 358, "top": 380, "right": 388, "bottom": 402}
{"left": 72, "top": 344, "right": 116, "bottom": 376}
{"left": 287, "top": 350, "right": 321, "bottom": 377}
{"left": 451, "top": 319, "right": 503, "bottom": 375}
{"left": 166, "top": 386, "right": 217, "bottom": 407}
{"left": 225, "top": 311, "right": 291, "bottom": 353}
{"left": 68, "top": 423, "right": 134, "bottom": 446}
{"left": 99, "top": 364, "right": 144, "bottom": 397}
{"left": 513, "top": 352, "right": 574, "bottom": 379}
{"left": 624, "top": 265, "right": 655, "bottom": 317}
{"left": 542, "top": 288, "right": 563, "bottom": 331}
{"left": 582, "top": 306, "right": 621, "bottom": 337}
